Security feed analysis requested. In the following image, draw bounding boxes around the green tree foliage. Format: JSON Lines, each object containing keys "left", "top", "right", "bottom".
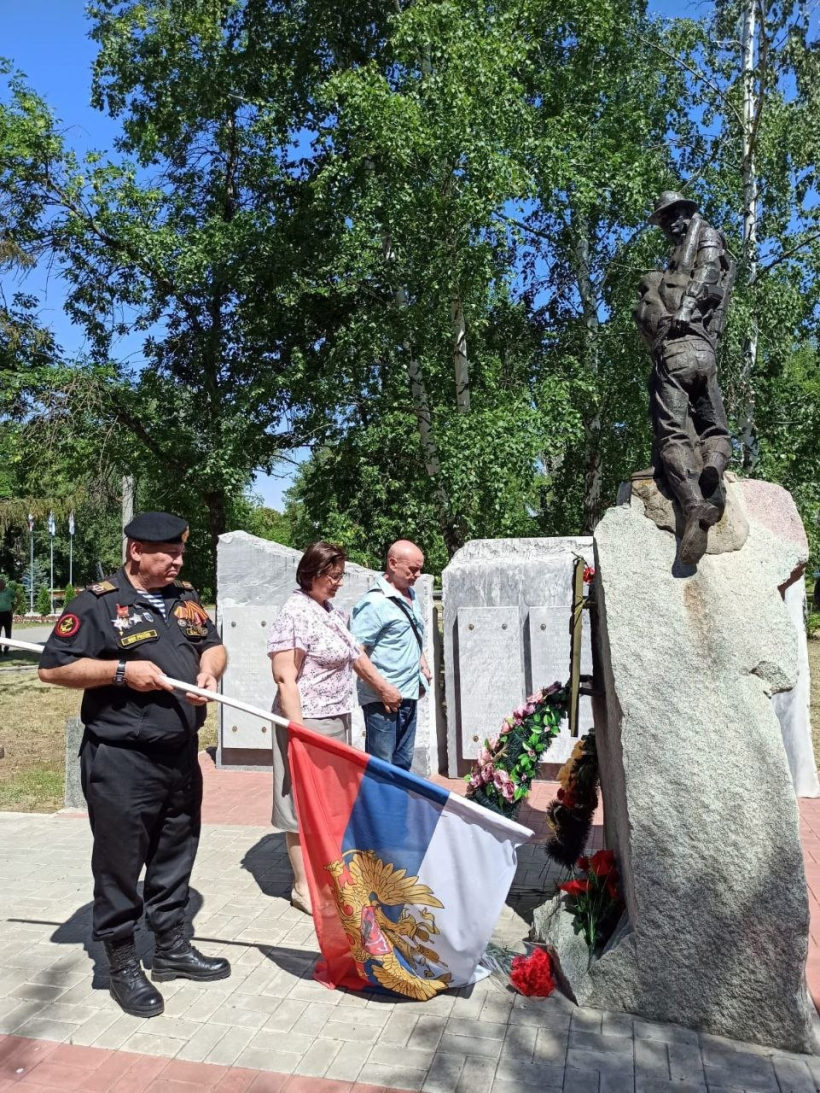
{"left": 35, "top": 584, "right": 50, "bottom": 617}
{"left": 1, "top": 0, "right": 818, "bottom": 578}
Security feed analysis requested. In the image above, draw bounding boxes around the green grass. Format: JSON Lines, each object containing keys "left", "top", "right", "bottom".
{"left": 0, "top": 763, "right": 64, "bottom": 812}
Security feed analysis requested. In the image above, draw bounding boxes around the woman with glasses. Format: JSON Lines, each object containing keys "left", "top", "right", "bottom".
{"left": 267, "top": 541, "right": 402, "bottom": 914}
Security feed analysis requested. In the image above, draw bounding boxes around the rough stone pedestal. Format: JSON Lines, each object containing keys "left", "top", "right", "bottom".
{"left": 567, "top": 485, "right": 816, "bottom": 1052}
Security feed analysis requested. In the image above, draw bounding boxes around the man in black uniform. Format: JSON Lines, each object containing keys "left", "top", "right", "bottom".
{"left": 39, "top": 512, "right": 230, "bottom": 1018}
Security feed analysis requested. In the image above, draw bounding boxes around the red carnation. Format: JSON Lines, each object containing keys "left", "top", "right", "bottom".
{"left": 558, "top": 879, "right": 590, "bottom": 896}
{"left": 510, "top": 947, "right": 555, "bottom": 997}
{"left": 577, "top": 855, "right": 590, "bottom": 871}
{"left": 583, "top": 565, "right": 596, "bottom": 584}
{"left": 589, "top": 849, "right": 617, "bottom": 877}
{"left": 606, "top": 876, "right": 621, "bottom": 901}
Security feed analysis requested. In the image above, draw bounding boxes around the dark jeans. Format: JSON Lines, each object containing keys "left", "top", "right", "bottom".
{"left": 0, "top": 611, "right": 11, "bottom": 654}
{"left": 363, "top": 699, "right": 418, "bottom": 770}
{"left": 81, "top": 733, "right": 202, "bottom": 942}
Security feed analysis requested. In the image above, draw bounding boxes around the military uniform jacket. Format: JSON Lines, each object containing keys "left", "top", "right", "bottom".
{"left": 40, "top": 568, "right": 223, "bottom": 745}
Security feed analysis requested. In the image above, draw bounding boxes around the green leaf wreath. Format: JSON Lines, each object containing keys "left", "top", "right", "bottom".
{"left": 465, "top": 682, "right": 569, "bottom": 819}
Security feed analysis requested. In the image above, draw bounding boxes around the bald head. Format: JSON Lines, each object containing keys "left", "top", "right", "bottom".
{"left": 385, "top": 539, "right": 424, "bottom": 593}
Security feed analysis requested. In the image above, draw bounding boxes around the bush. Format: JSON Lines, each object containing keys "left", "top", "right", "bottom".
{"left": 36, "top": 586, "right": 52, "bottom": 616}
{"left": 808, "top": 611, "right": 820, "bottom": 638}
{"left": 63, "top": 582, "right": 76, "bottom": 606}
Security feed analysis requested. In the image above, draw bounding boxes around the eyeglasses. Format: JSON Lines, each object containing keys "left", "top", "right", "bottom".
{"left": 324, "top": 571, "right": 345, "bottom": 584}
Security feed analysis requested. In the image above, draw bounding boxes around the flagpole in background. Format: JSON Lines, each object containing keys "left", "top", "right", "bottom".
{"left": 26, "top": 513, "right": 35, "bottom": 617}
{"left": 68, "top": 509, "right": 75, "bottom": 587}
{"left": 48, "top": 511, "right": 56, "bottom": 616}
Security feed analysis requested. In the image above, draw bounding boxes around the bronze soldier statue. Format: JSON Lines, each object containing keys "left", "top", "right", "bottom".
{"left": 634, "top": 191, "right": 735, "bottom": 566}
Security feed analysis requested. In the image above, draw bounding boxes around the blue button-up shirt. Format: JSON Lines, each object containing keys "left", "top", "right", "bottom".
{"left": 351, "top": 576, "right": 425, "bottom": 704}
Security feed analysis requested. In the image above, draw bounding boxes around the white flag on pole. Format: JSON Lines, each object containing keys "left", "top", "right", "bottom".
{"left": 27, "top": 513, "right": 34, "bottom": 533}
{"left": 48, "top": 511, "right": 56, "bottom": 536}
{"left": 68, "top": 510, "right": 75, "bottom": 535}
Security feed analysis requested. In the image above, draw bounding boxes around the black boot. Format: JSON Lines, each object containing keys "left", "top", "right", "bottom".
{"left": 152, "top": 924, "right": 231, "bottom": 983}
{"left": 104, "top": 936, "right": 164, "bottom": 1018}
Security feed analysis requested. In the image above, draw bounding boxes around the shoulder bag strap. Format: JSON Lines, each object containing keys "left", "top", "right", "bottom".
{"left": 375, "top": 588, "right": 423, "bottom": 651}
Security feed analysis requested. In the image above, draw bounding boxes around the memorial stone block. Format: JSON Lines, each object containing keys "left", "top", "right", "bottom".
{"left": 443, "top": 537, "right": 594, "bottom": 776}
{"left": 217, "top": 531, "right": 438, "bottom": 774}
{"left": 457, "top": 606, "right": 524, "bottom": 759}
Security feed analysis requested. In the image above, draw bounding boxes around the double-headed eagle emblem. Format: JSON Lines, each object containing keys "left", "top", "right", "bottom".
{"left": 326, "top": 849, "right": 452, "bottom": 1000}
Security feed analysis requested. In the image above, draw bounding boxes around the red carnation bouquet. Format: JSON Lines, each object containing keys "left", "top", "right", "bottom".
{"left": 557, "top": 849, "right": 624, "bottom": 952}
{"left": 509, "top": 946, "right": 555, "bottom": 997}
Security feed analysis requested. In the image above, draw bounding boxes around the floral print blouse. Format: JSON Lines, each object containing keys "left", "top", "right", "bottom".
{"left": 267, "top": 590, "right": 363, "bottom": 718}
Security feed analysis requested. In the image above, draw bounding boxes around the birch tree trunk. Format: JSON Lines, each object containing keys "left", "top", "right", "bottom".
{"left": 452, "top": 292, "right": 470, "bottom": 413}
{"left": 739, "top": 0, "right": 760, "bottom": 470}
{"left": 573, "top": 225, "right": 603, "bottom": 532}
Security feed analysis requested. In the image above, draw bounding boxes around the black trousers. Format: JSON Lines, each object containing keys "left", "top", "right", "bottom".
{"left": 80, "top": 733, "right": 202, "bottom": 942}
{"left": 0, "top": 611, "right": 11, "bottom": 652}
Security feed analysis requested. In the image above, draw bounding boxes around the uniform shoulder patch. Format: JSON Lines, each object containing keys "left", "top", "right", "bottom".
{"left": 54, "top": 613, "right": 81, "bottom": 640}
{"left": 174, "top": 580, "right": 194, "bottom": 590}
{"left": 88, "top": 580, "right": 118, "bottom": 596}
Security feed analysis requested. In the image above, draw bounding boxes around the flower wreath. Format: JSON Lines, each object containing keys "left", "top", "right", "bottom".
{"left": 465, "top": 682, "right": 569, "bottom": 820}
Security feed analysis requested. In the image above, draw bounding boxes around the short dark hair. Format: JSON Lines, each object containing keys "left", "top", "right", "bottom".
{"left": 296, "top": 541, "right": 346, "bottom": 591}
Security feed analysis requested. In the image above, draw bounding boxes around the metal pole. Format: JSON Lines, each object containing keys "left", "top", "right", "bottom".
{"left": 568, "top": 556, "right": 585, "bottom": 737}
{"left": 28, "top": 515, "right": 34, "bottom": 616}
{"left": 68, "top": 509, "right": 75, "bottom": 587}
{"left": 48, "top": 512, "right": 55, "bottom": 616}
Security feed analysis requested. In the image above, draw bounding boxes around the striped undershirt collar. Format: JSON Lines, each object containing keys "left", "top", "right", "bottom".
{"left": 139, "top": 589, "right": 168, "bottom": 619}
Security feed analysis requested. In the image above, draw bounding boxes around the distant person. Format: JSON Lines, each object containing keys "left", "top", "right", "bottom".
{"left": 267, "top": 541, "right": 402, "bottom": 915}
{"left": 38, "top": 512, "right": 230, "bottom": 1019}
{"left": 0, "top": 579, "right": 14, "bottom": 655}
{"left": 351, "top": 540, "right": 431, "bottom": 770}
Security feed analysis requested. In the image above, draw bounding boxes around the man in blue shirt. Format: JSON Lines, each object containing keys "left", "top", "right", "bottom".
{"left": 351, "top": 540, "right": 431, "bottom": 769}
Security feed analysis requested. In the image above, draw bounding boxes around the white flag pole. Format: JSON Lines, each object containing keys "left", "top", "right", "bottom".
{"left": 26, "top": 514, "right": 35, "bottom": 616}
{"left": 68, "top": 510, "right": 75, "bottom": 587}
{"left": 48, "top": 512, "right": 55, "bottom": 616}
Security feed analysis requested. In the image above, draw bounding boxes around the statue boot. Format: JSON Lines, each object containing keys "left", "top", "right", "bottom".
{"left": 698, "top": 439, "right": 731, "bottom": 525}
{"left": 660, "top": 444, "right": 711, "bottom": 566}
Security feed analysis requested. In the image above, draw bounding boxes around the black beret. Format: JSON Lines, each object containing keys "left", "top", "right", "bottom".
{"left": 124, "top": 511, "right": 189, "bottom": 544}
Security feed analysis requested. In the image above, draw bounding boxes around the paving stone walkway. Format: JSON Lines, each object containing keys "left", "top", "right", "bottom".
{"left": 1, "top": 757, "right": 820, "bottom": 1093}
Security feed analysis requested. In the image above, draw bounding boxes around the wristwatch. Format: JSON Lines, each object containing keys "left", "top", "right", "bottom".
{"left": 113, "top": 660, "right": 127, "bottom": 687}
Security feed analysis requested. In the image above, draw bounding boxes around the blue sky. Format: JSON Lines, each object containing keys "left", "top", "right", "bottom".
{"left": 2, "top": 0, "right": 701, "bottom": 509}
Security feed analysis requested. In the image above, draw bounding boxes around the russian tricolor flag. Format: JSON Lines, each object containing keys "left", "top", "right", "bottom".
{"left": 288, "top": 722, "right": 533, "bottom": 1000}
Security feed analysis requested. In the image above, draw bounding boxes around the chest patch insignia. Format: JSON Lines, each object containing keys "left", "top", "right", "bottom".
{"left": 54, "top": 614, "right": 81, "bottom": 640}
{"left": 116, "top": 604, "right": 129, "bottom": 618}
{"left": 119, "top": 629, "right": 159, "bottom": 648}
